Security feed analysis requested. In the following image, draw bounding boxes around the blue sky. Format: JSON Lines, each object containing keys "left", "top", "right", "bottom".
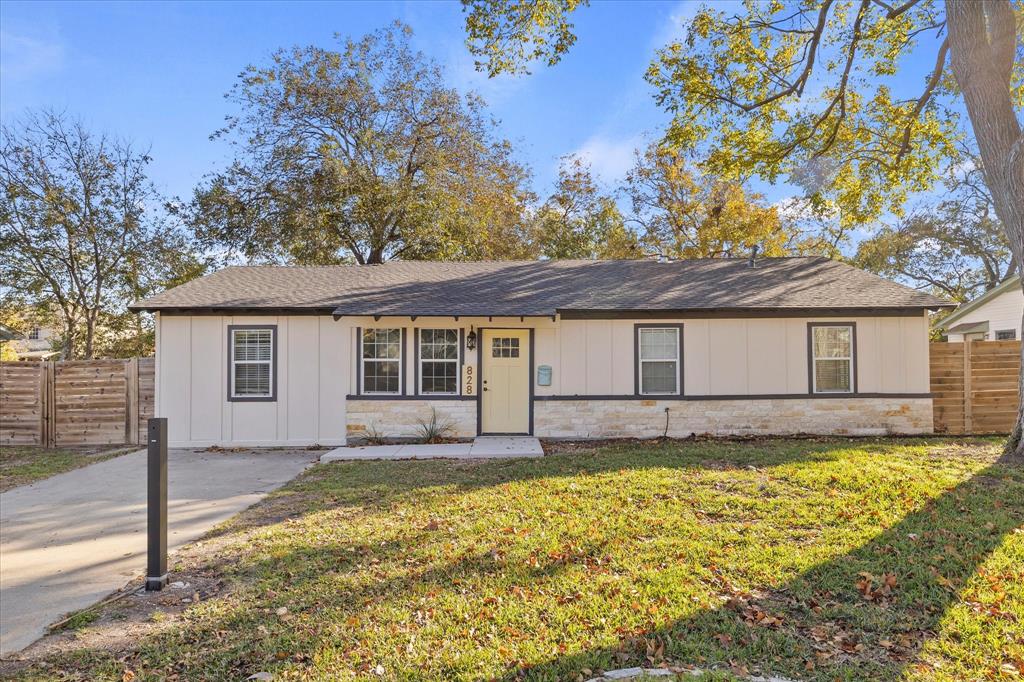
{"left": 1, "top": 0, "right": 699, "bottom": 202}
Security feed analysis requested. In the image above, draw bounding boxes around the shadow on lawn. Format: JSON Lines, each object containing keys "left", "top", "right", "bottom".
{"left": 499, "top": 449, "right": 1023, "bottom": 681}
{"left": 15, "top": 439, "right": 1020, "bottom": 682}
{"left": 214, "top": 437, "right": 987, "bottom": 538}
{"left": 187, "top": 438, "right": 1022, "bottom": 682}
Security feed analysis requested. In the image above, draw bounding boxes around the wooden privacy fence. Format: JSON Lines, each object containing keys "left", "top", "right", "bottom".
{"left": 931, "top": 340, "right": 1020, "bottom": 435}
{"left": 0, "top": 357, "right": 154, "bottom": 447}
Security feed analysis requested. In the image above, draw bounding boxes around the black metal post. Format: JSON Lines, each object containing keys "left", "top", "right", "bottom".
{"left": 145, "top": 417, "right": 168, "bottom": 591}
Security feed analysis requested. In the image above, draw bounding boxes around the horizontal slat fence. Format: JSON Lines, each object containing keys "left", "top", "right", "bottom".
{"left": 931, "top": 340, "right": 1020, "bottom": 435}
{"left": 0, "top": 358, "right": 154, "bottom": 447}
{"left": 0, "top": 363, "right": 44, "bottom": 445}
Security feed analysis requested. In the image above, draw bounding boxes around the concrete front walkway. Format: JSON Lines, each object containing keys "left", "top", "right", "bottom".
{"left": 0, "top": 448, "right": 316, "bottom": 657}
{"left": 321, "top": 436, "right": 544, "bottom": 462}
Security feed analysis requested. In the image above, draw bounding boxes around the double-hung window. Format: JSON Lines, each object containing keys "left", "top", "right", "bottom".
{"left": 810, "top": 324, "right": 855, "bottom": 393}
{"left": 229, "top": 326, "right": 276, "bottom": 400}
{"left": 362, "top": 328, "right": 402, "bottom": 394}
{"left": 419, "top": 329, "right": 459, "bottom": 395}
{"left": 637, "top": 326, "right": 681, "bottom": 395}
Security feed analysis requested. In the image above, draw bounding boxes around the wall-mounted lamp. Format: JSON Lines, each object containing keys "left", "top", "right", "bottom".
{"left": 466, "top": 327, "right": 477, "bottom": 351}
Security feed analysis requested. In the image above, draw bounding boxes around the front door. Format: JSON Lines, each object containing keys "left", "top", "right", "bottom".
{"left": 481, "top": 329, "right": 530, "bottom": 434}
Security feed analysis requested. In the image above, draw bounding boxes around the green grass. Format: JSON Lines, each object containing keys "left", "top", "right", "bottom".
{"left": 0, "top": 445, "right": 135, "bottom": 492}
{"left": 13, "top": 438, "right": 1024, "bottom": 681}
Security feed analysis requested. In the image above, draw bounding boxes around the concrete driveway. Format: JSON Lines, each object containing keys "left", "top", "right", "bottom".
{"left": 0, "top": 448, "right": 316, "bottom": 657}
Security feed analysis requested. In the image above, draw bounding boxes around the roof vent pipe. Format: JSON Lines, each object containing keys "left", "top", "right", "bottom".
{"left": 748, "top": 244, "right": 759, "bottom": 268}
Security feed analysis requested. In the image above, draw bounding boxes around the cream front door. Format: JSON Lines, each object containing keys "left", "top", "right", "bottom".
{"left": 481, "top": 329, "right": 530, "bottom": 434}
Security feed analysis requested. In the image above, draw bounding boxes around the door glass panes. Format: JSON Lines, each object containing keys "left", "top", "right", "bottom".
{"left": 491, "top": 337, "right": 520, "bottom": 358}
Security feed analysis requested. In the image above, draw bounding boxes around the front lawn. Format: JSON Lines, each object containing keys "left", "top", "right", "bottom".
{"left": 11, "top": 438, "right": 1023, "bottom": 681}
{"left": 0, "top": 445, "right": 136, "bottom": 493}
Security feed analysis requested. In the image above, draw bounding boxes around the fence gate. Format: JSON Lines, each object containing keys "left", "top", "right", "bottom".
{"left": 930, "top": 340, "right": 1021, "bottom": 435}
{"left": 0, "top": 357, "right": 154, "bottom": 447}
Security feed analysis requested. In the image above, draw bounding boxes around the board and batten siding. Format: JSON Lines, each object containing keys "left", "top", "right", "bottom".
{"left": 155, "top": 314, "right": 348, "bottom": 447}
{"left": 340, "top": 313, "right": 930, "bottom": 398}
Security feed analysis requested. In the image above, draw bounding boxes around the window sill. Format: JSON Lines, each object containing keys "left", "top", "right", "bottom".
{"left": 347, "top": 394, "right": 475, "bottom": 401}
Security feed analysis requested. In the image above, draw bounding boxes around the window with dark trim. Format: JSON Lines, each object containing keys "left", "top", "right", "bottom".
{"left": 810, "top": 324, "right": 854, "bottom": 393}
{"left": 996, "top": 329, "right": 1016, "bottom": 340}
{"left": 362, "top": 328, "right": 402, "bottom": 394}
{"left": 637, "top": 326, "right": 681, "bottom": 395}
{"left": 229, "top": 326, "right": 276, "bottom": 401}
{"left": 419, "top": 328, "right": 459, "bottom": 394}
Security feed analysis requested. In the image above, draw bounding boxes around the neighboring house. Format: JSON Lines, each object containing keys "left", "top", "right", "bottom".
{"left": 7, "top": 325, "right": 61, "bottom": 361}
{"left": 130, "top": 257, "right": 952, "bottom": 447}
{"left": 939, "top": 274, "right": 1022, "bottom": 342}
{"left": 0, "top": 323, "right": 24, "bottom": 361}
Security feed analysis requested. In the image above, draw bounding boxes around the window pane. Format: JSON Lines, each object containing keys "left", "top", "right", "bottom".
{"left": 813, "top": 326, "right": 851, "bottom": 358}
{"left": 234, "top": 362, "right": 270, "bottom": 396}
{"left": 234, "top": 329, "right": 272, "bottom": 361}
{"left": 363, "top": 328, "right": 401, "bottom": 359}
{"left": 815, "top": 359, "right": 851, "bottom": 392}
{"left": 419, "top": 330, "right": 458, "bottom": 394}
{"left": 421, "top": 361, "right": 457, "bottom": 394}
{"left": 364, "top": 360, "right": 400, "bottom": 393}
{"left": 640, "top": 328, "right": 677, "bottom": 360}
{"left": 420, "top": 329, "right": 458, "bottom": 360}
{"left": 641, "top": 361, "right": 677, "bottom": 394}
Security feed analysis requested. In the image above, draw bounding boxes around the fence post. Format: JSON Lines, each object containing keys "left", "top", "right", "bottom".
{"left": 41, "top": 360, "right": 55, "bottom": 447}
{"left": 145, "top": 417, "right": 168, "bottom": 591}
{"left": 963, "top": 339, "right": 973, "bottom": 435}
{"left": 126, "top": 358, "right": 139, "bottom": 445}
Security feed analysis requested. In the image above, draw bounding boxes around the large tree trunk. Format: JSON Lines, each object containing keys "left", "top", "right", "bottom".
{"left": 946, "top": 0, "right": 1024, "bottom": 458}
{"left": 83, "top": 314, "right": 96, "bottom": 359}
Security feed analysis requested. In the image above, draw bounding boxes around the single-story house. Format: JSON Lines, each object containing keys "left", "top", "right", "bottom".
{"left": 130, "top": 257, "right": 952, "bottom": 447}
{"left": 938, "top": 274, "right": 1022, "bottom": 342}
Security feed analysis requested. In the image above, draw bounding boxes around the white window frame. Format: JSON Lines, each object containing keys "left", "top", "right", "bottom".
{"left": 28, "top": 327, "right": 40, "bottom": 340}
{"left": 228, "top": 326, "right": 276, "bottom": 401}
{"left": 810, "top": 323, "right": 855, "bottom": 394}
{"left": 995, "top": 329, "right": 1016, "bottom": 341}
{"left": 637, "top": 326, "right": 682, "bottom": 396}
{"left": 361, "top": 328, "right": 403, "bottom": 395}
{"left": 418, "top": 328, "right": 460, "bottom": 396}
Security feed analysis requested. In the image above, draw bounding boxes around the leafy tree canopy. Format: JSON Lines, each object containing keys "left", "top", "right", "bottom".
{"left": 855, "top": 150, "right": 1015, "bottom": 301}
{"left": 1, "top": 110, "right": 205, "bottom": 359}
{"left": 625, "top": 143, "right": 842, "bottom": 259}
{"left": 462, "top": 0, "right": 589, "bottom": 77}
{"left": 192, "top": 22, "right": 537, "bottom": 265}
{"left": 534, "top": 156, "right": 640, "bottom": 259}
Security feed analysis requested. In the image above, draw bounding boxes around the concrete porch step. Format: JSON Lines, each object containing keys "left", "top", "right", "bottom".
{"left": 320, "top": 436, "right": 543, "bottom": 462}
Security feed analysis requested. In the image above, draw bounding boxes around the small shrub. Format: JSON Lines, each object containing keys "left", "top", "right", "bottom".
{"left": 417, "top": 408, "right": 455, "bottom": 444}
{"left": 360, "top": 423, "right": 388, "bottom": 446}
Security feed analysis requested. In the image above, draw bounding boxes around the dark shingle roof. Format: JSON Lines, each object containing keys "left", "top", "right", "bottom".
{"left": 130, "top": 257, "right": 952, "bottom": 316}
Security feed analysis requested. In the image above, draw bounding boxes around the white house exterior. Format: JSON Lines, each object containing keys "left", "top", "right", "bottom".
{"left": 940, "top": 275, "right": 1022, "bottom": 342}
{"left": 8, "top": 325, "right": 60, "bottom": 360}
{"left": 132, "top": 258, "right": 952, "bottom": 448}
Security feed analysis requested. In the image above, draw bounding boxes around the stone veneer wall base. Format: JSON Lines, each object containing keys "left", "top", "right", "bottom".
{"left": 347, "top": 400, "right": 476, "bottom": 441}
{"left": 533, "top": 398, "right": 933, "bottom": 439}
{"left": 346, "top": 397, "right": 934, "bottom": 443}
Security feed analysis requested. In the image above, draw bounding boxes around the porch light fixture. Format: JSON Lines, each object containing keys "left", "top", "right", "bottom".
{"left": 466, "top": 328, "right": 477, "bottom": 351}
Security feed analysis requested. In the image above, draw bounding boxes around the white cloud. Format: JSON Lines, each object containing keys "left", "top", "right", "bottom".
{"left": 571, "top": 132, "right": 644, "bottom": 185}
{"left": 0, "top": 30, "right": 65, "bottom": 82}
